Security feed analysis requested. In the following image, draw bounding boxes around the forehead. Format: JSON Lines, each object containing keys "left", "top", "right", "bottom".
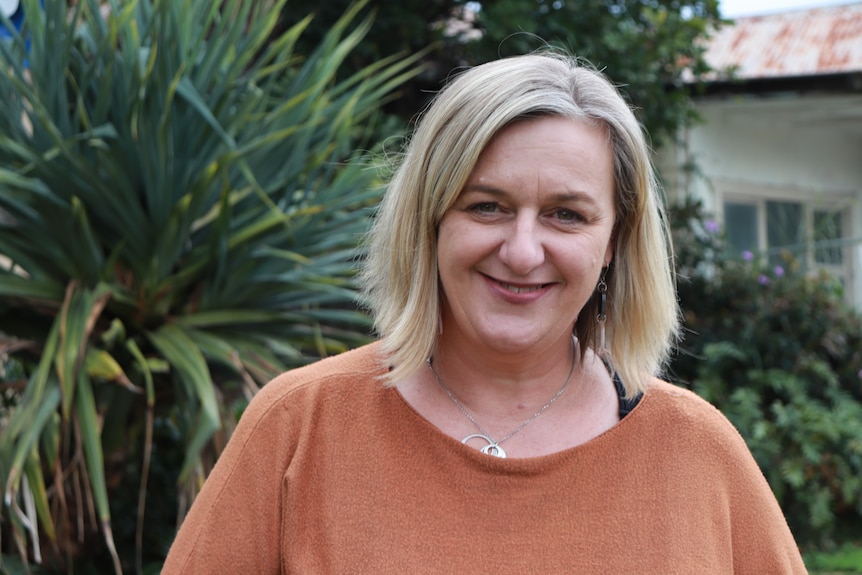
{"left": 465, "top": 116, "right": 615, "bottom": 201}
{"left": 482, "top": 115, "right": 608, "bottom": 153}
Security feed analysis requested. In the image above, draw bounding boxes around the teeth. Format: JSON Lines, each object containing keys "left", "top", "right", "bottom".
{"left": 502, "top": 283, "right": 542, "bottom": 294}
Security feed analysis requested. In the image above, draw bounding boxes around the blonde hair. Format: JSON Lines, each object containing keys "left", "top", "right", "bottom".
{"left": 361, "top": 52, "right": 680, "bottom": 396}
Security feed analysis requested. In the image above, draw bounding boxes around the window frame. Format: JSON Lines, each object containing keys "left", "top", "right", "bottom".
{"left": 717, "top": 183, "right": 854, "bottom": 291}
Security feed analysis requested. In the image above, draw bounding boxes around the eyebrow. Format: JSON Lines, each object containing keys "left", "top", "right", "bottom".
{"left": 462, "top": 183, "right": 600, "bottom": 206}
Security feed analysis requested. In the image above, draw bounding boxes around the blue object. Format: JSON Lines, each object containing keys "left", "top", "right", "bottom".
{"left": 1, "top": 0, "right": 43, "bottom": 64}
{"left": 0, "top": 0, "right": 24, "bottom": 40}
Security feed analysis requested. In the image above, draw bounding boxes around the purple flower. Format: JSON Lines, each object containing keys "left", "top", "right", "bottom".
{"left": 704, "top": 219, "right": 719, "bottom": 234}
{"left": 758, "top": 275, "right": 770, "bottom": 285}
{"left": 858, "top": 369, "right": 862, "bottom": 380}
{"left": 774, "top": 266, "right": 784, "bottom": 277}
{"left": 742, "top": 251, "right": 754, "bottom": 261}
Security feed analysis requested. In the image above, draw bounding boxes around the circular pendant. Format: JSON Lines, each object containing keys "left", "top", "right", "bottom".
{"left": 480, "top": 444, "right": 506, "bottom": 458}
{"left": 461, "top": 433, "right": 507, "bottom": 458}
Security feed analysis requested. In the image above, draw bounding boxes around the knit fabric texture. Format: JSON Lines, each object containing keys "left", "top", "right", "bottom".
{"left": 162, "top": 343, "right": 807, "bottom": 574}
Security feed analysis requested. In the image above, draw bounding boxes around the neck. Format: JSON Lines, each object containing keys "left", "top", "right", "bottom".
{"left": 430, "top": 332, "right": 579, "bottom": 408}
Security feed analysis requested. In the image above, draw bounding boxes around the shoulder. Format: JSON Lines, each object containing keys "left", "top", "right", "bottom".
{"left": 631, "top": 381, "right": 806, "bottom": 571}
{"left": 236, "top": 343, "right": 388, "bottom": 431}
{"left": 641, "top": 379, "right": 735, "bottom": 429}
{"left": 634, "top": 379, "right": 753, "bottom": 458}
{"left": 256, "top": 342, "right": 386, "bottom": 402}
{"left": 623, "top": 380, "right": 769, "bottom": 494}
{"left": 253, "top": 342, "right": 385, "bottom": 402}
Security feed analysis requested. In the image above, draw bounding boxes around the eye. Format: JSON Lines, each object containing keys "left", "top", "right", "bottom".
{"left": 468, "top": 202, "right": 499, "bottom": 214}
{"left": 553, "top": 208, "right": 584, "bottom": 223}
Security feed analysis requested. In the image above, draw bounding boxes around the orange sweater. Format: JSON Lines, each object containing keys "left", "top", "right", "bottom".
{"left": 162, "top": 344, "right": 807, "bottom": 574}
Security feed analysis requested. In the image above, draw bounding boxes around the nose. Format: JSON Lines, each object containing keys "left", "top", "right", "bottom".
{"left": 498, "top": 215, "right": 545, "bottom": 275}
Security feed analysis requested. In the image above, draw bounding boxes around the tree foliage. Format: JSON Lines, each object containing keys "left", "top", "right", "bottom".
{"left": 280, "top": 0, "right": 724, "bottom": 145}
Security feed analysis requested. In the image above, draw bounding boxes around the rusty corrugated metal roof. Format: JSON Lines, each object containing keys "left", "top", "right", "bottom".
{"left": 705, "top": 2, "right": 862, "bottom": 79}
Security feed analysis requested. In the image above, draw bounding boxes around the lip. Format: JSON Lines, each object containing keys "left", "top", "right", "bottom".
{"left": 481, "top": 273, "right": 554, "bottom": 302}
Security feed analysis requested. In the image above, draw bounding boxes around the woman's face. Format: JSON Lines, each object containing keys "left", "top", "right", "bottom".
{"left": 437, "top": 116, "right": 616, "bottom": 356}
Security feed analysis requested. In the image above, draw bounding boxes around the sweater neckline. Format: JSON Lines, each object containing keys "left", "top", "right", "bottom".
{"left": 387, "top": 378, "right": 652, "bottom": 468}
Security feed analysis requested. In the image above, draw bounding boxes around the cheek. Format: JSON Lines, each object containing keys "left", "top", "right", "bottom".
{"left": 435, "top": 221, "right": 456, "bottom": 270}
{"left": 550, "top": 236, "right": 613, "bottom": 290}
{"left": 435, "top": 220, "right": 464, "bottom": 289}
{"left": 437, "top": 217, "right": 497, "bottom": 264}
{"left": 563, "top": 232, "right": 611, "bottom": 262}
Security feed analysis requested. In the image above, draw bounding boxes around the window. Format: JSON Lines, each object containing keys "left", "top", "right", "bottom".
{"left": 765, "top": 200, "right": 804, "bottom": 267}
{"left": 722, "top": 195, "right": 851, "bottom": 286}
{"left": 813, "top": 210, "right": 843, "bottom": 266}
{"left": 724, "top": 202, "right": 758, "bottom": 256}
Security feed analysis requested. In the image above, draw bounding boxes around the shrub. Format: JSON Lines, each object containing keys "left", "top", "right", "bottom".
{"left": 670, "top": 199, "right": 862, "bottom": 547}
{"left": 0, "top": 0, "right": 419, "bottom": 571}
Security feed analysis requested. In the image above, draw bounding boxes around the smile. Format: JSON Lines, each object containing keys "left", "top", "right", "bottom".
{"left": 499, "top": 282, "right": 546, "bottom": 294}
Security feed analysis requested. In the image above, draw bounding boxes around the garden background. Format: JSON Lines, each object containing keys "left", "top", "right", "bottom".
{"left": 1, "top": 0, "right": 861, "bottom": 573}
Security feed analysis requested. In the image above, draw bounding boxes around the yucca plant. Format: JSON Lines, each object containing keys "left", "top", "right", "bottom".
{"left": 0, "top": 0, "right": 419, "bottom": 571}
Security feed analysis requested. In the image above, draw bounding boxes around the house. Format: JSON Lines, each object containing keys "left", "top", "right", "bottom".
{"left": 658, "top": 3, "right": 862, "bottom": 307}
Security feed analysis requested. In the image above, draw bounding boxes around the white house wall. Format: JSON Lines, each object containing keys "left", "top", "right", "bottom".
{"left": 657, "top": 92, "right": 862, "bottom": 307}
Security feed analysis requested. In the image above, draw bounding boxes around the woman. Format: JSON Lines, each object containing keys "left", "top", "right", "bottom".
{"left": 163, "top": 52, "right": 806, "bottom": 573}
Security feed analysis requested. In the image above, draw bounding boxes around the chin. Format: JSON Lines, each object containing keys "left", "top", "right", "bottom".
{"left": 475, "top": 328, "right": 553, "bottom": 354}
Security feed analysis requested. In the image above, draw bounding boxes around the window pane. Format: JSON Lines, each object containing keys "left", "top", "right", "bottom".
{"left": 766, "top": 200, "right": 804, "bottom": 265}
{"left": 814, "top": 210, "right": 843, "bottom": 265}
{"left": 724, "top": 202, "right": 758, "bottom": 258}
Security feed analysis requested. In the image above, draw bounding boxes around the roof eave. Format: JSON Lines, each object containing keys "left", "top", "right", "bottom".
{"left": 688, "top": 71, "right": 862, "bottom": 98}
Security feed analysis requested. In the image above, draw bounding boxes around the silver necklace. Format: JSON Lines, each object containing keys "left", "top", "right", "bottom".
{"left": 426, "top": 337, "right": 576, "bottom": 458}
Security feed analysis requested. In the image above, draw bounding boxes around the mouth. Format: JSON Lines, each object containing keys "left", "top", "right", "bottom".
{"left": 497, "top": 280, "right": 551, "bottom": 294}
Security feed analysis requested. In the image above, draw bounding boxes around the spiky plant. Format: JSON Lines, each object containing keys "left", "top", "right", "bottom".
{"left": 0, "top": 0, "right": 418, "bottom": 571}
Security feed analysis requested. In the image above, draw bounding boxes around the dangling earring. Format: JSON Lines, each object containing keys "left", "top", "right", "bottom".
{"left": 596, "top": 267, "right": 608, "bottom": 354}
